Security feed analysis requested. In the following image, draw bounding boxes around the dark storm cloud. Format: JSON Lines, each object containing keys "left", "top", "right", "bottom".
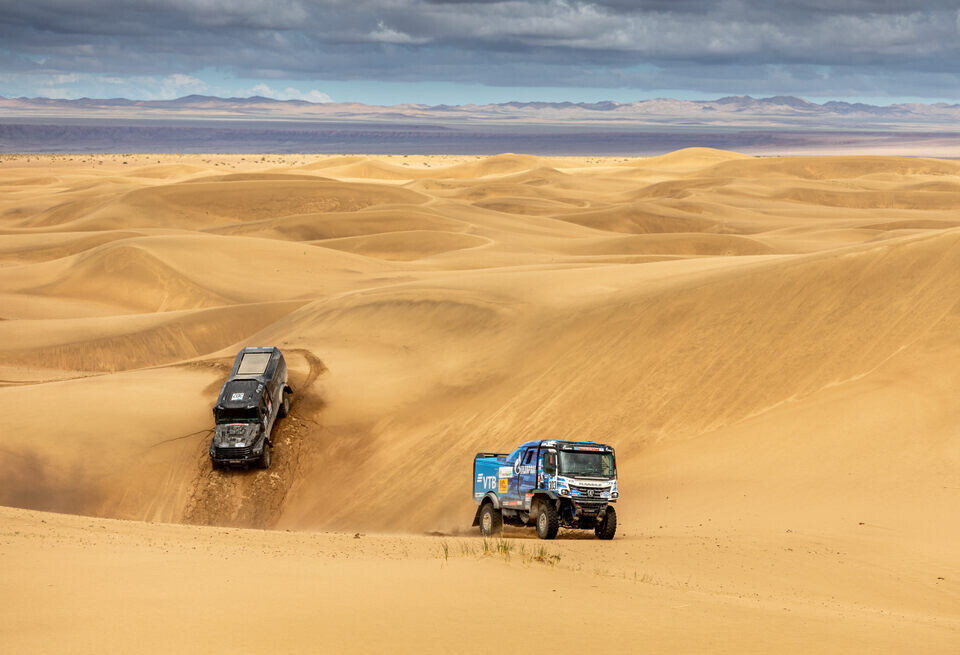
{"left": 2, "top": 0, "right": 960, "bottom": 97}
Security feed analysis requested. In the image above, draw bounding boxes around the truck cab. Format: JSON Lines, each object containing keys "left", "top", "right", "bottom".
{"left": 209, "top": 347, "right": 292, "bottom": 470}
{"left": 472, "top": 439, "right": 619, "bottom": 540}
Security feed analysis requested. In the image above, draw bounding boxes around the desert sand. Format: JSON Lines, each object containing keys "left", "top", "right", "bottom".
{"left": 0, "top": 149, "right": 958, "bottom": 652}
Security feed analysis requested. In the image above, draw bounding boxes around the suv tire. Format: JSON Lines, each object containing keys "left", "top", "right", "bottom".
{"left": 536, "top": 501, "right": 559, "bottom": 540}
{"left": 279, "top": 392, "right": 290, "bottom": 418}
{"left": 259, "top": 441, "right": 271, "bottom": 469}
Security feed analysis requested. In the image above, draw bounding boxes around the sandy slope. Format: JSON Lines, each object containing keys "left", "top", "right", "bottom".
{"left": 0, "top": 150, "right": 958, "bottom": 652}
{"left": 2, "top": 505, "right": 956, "bottom": 654}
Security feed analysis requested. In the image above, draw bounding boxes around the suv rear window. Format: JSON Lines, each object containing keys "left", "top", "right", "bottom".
{"left": 237, "top": 352, "right": 271, "bottom": 376}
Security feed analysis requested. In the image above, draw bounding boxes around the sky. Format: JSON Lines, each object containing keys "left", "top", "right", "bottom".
{"left": 2, "top": 1, "right": 960, "bottom": 106}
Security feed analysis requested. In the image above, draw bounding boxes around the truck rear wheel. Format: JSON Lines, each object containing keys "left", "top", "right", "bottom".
{"left": 595, "top": 506, "right": 617, "bottom": 540}
{"left": 536, "top": 501, "right": 559, "bottom": 540}
{"left": 479, "top": 503, "right": 502, "bottom": 537}
{"left": 259, "top": 441, "right": 271, "bottom": 469}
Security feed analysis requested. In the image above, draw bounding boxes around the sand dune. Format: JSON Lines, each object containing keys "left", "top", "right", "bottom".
{"left": 296, "top": 155, "right": 368, "bottom": 170}
{"left": 306, "top": 160, "right": 421, "bottom": 181}
{"left": 559, "top": 232, "right": 776, "bottom": 256}
{"left": 16, "top": 177, "right": 429, "bottom": 231}
{"left": 0, "top": 230, "right": 143, "bottom": 265}
{"left": 205, "top": 206, "right": 466, "bottom": 241}
{"left": 775, "top": 185, "right": 960, "bottom": 210}
{"left": 554, "top": 203, "right": 725, "bottom": 235}
{"left": 630, "top": 147, "right": 754, "bottom": 172}
{"left": 318, "top": 230, "right": 490, "bottom": 260}
{"left": 0, "top": 300, "right": 305, "bottom": 372}
{"left": 124, "top": 163, "right": 210, "bottom": 179}
{"left": 1, "top": 151, "right": 958, "bottom": 653}
{"left": 433, "top": 152, "right": 547, "bottom": 178}
{"left": 706, "top": 154, "right": 960, "bottom": 180}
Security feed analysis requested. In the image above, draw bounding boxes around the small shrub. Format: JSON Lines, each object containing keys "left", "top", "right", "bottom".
{"left": 533, "top": 545, "right": 561, "bottom": 565}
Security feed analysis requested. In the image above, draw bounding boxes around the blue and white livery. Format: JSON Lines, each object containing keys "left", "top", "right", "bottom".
{"left": 472, "top": 439, "right": 618, "bottom": 540}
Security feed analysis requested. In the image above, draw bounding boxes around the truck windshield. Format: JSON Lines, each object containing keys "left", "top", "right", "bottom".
{"left": 215, "top": 407, "right": 259, "bottom": 423}
{"left": 559, "top": 451, "right": 615, "bottom": 478}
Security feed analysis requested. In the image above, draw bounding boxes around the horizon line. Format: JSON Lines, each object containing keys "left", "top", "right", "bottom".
{"left": 4, "top": 93, "right": 960, "bottom": 110}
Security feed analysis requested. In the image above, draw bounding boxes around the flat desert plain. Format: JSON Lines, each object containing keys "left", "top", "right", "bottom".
{"left": 0, "top": 149, "right": 958, "bottom": 653}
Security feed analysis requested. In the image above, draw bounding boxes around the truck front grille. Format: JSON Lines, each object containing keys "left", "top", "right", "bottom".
{"left": 570, "top": 486, "right": 607, "bottom": 501}
{"left": 215, "top": 445, "right": 253, "bottom": 459}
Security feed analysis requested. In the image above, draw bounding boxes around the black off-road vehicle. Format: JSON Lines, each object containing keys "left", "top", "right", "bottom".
{"left": 209, "top": 347, "right": 293, "bottom": 470}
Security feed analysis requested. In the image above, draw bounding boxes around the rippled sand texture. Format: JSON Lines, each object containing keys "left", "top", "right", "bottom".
{"left": 1, "top": 149, "right": 958, "bottom": 653}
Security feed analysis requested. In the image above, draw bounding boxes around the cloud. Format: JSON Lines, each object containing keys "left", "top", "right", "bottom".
{"left": 367, "top": 20, "right": 430, "bottom": 45}
{"left": 248, "top": 83, "right": 332, "bottom": 102}
{"left": 159, "top": 73, "right": 209, "bottom": 98}
{"left": 0, "top": 72, "right": 209, "bottom": 100}
{"left": 1, "top": 1, "right": 959, "bottom": 99}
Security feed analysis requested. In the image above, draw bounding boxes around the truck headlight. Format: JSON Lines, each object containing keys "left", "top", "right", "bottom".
{"left": 610, "top": 491, "right": 619, "bottom": 499}
{"left": 559, "top": 489, "right": 569, "bottom": 496}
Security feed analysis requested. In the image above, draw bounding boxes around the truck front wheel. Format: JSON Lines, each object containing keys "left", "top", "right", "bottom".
{"left": 279, "top": 391, "right": 290, "bottom": 418}
{"left": 479, "top": 503, "right": 502, "bottom": 537}
{"left": 536, "top": 501, "right": 559, "bottom": 540}
{"left": 595, "top": 506, "right": 617, "bottom": 540}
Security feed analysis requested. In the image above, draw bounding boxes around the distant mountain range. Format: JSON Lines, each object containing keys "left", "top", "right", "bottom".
{"left": 4, "top": 93, "right": 960, "bottom": 128}
{"left": 4, "top": 93, "right": 960, "bottom": 155}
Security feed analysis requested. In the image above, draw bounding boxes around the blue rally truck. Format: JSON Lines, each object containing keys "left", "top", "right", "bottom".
{"left": 472, "top": 440, "right": 619, "bottom": 540}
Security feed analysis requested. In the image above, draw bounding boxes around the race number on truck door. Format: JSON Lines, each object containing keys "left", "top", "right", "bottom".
{"left": 541, "top": 448, "right": 558, "bottom": 487}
